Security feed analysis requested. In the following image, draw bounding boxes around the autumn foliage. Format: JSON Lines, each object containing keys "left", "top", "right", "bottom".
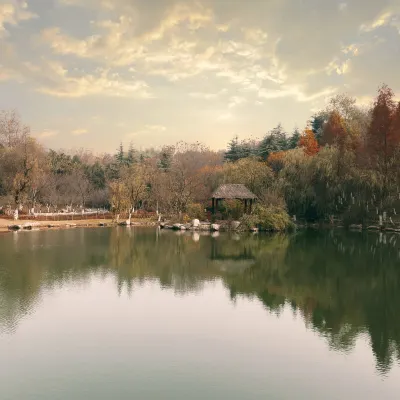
{"left": 267, "top": 151, "right": 286, "bottom": 173}
{"left": 365, "top": 85, "right": 400, "bottom": 170}
{"left": 299, "top": 129, "right": 319, "bottom": 156}
{"left": 322, "top": 110, "right": 348, "bottom": 151}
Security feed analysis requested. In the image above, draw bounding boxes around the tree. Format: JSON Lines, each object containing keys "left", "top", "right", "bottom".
{"left": 120, "top": 163, "right": 149, "bottom": 224}
{"left": 310, "top": 112, "right": 329, "bottom": 143}
{"left": 0, "top": 110, "right": 29, "bottom": 148}
{"left": 288, "top": 128, "right": 301, "bottom": 149}
{"left": 365, "top": 85, "right": 398, "bottom": 180}
{"left": 267, "top": 151, "right": 286, "bottom": 173}
{"left": 109, "top": 181, "right": 129, "bottom": 223}
{"left": 321, "top": 111, "right": 348, "bottom": 150}
{"left": 126, "top": 143, "right": 136, "bottom": 165}
{"left": 299, "top": 129, "right": 319, "bottom": 156}
{"left": 224, "top": 136, "right": 241, "bottom": 162}
{"left": 116, "top": 143, "right": 125, "bottom": 164}
{"left": 223, "top": 157, "right": 273, "bottom": 197}
{"left": 158, "top": 145, "right": 174, "bottom": 171}
{"left": 258, "top": 124, "right": 287, "bottom": 160}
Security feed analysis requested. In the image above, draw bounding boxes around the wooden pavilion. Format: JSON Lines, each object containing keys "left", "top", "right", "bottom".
{"left": 211, "top": 184, "right": 257, "bottom": 214}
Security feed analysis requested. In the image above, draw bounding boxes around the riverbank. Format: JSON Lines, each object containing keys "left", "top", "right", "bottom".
{"left": 0, "top": 218, "right": 157, "bottom": 233}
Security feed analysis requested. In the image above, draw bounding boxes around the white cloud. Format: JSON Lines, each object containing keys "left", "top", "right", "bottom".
{"left": 127, "top": 124, "right": 167, "bottom": 138}
{"left": 242, "top": 28, "right": 268, "bottom": 44}
{"left": 71, "top": 128, "right": 88, "bottom": 135}
{"left": 258, "top": 85, "right": 337, "bottom": 102}
{"left": 7, "top": 60, "right": 154, "bottom": 98}
{"left": 0, "top": 1, "right": 36, "bottom": 37}
{"left": 34, "top": 129, "right": 58, "bottom": 139}
{"left": 228, "top": 96, "right": 247, "bottom": 108}
{"left": 217, "top": 112, "right": 232, "bottom": 121}
{"left": 360, "top": 11, "right": 393, "bottom": 32}
{"left": 189, "top": 88, "right": 227, "bottom": 100}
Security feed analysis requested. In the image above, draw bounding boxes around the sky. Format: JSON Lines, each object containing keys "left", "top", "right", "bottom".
{"left": 1, "top": 0, "right": 400, "bottom": 153}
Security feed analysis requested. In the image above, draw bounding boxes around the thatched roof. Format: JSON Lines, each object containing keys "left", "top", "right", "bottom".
{"left": 212, "top": 184, "right": 257, "bottom": 200}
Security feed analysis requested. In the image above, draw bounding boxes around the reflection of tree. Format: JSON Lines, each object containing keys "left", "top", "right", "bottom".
{"left": 1, "top": 228, "right": 400, "bottom": 373}
{"left": 224, "top": 230, "right": 400, "bottom": 374}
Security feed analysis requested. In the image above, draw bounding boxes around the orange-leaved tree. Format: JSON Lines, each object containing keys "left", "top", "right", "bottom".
{"left": 366, "top": 84, "right": 399, "bottom": 173}
{"left": 322, "top": 110, "right": 348, "bottom": 151}
{"left": 267, "top": 151, "right": 286, "bottom": 173}
{"left": 299, "top": 129, "right": 319, "bottom": 156}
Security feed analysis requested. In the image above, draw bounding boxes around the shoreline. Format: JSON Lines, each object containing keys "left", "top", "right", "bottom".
{"left": 1, "top": 218, "right": 399, "bottom": 235}
{"left": 0, "top": 218, "right": 157, "bottom": 233}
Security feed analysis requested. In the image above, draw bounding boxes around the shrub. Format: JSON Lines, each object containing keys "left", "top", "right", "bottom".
{"left": 186, "top": 203, "right": 206, "bottom": 220}
{"left": 219, "top": 199, "right": 244, "bottom": 220}
{"left": 240, "top": 204, "right": 294, "bottom": 232}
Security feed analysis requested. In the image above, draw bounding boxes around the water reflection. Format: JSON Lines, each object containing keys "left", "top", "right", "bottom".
{"left": 0, "top": 227, "right": 400, "bottom": 374}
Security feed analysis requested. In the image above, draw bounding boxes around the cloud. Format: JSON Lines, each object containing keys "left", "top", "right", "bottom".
{"left": 241, "top": 28, "right": 268, "bottom": 44}
{"left": 71, "top": 128, "right": 88, "bottom": 135}
{"left": 217, "top": 112, "right": 232, "bottom": 121}
{"left": 189, "top": 88, "right": 227, "bottom": 100}
{"left": 0, "top": 1, "right": 36, "bottom": 37}
{"left": 34, "top": 129, "right": 58, "bottom": 139}
{"left": 360, "top": 11, "right": 394, "bottom": 32}
{"left": 258, "top": 85, "right": 337, "bottom": 102}
{"left": 4, "top": 0, "right": 400, "bottom": 149}
{"left": 228, "top": 96, "right": 247, "bottom": 108}
{"left": 40, "top": 0, "right": 365, "bottom": 104}
{"left": 2, "top": 55, "right": 154, "bottom": 98}
{"left": 127, "top": 124, "right": 167, "bottom": 138}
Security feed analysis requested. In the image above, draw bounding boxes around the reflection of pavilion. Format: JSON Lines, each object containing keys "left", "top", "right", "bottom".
{"left": 210, "top": 237, "right": 255, "bottom": 271}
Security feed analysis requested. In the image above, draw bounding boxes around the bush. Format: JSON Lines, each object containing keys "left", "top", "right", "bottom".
{"left": 186, "top": 203, "right": 206, "bottom": 220}
{"left": 219, "top": 199, "right": 244, "bottom": 220}
{"left": 240, "top": 204, "right": 294, "bottom": 232}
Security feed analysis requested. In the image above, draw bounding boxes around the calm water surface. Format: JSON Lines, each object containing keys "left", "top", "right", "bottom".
{"left": 1, "top": 227, "right": 400, "bottom": 399}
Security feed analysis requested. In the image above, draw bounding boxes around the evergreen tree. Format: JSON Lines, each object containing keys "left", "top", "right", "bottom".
{"left": 158, "top": 145, "right": 173, "bottom": 171}
{"left": 224, "top": 136, "right": 241, "bottom": 162}
{"left": 258, "top": 124, "right": 288, "bottom": 160}
{"left": 126, "top": 143, "right": 136, "bottom": 165}
{"left": 116, "top": 143, "right": 125, "bottom": 164}
{"left": 310, "top": 112, "right": 329, "bottom": 144}
{"left": 288, "top": 127, "right": 301, "bottom": 149}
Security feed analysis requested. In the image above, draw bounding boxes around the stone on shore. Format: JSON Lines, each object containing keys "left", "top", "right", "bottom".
{"left": 211, "top": 224, "right": 220, "bottom": 232}
{"left": 8, "top": 225, "right": 22, "bottom": 231}
{"left": 231, "top": 221, "right": 241, "bottom": 230}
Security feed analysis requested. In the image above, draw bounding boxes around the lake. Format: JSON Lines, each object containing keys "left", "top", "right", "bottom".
{"left": 1, "top": 227, "right": 400, "bottom": 399}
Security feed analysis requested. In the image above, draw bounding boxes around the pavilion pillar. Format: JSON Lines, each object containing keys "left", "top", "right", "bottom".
{"left": 249, "top": 199, "right": 253, "bottom": 213}
{"left": 244, "top": 199, "right": 248, "bottom": 214}
{"left": 212, "top": 198, "right": 215, "bottom": 214}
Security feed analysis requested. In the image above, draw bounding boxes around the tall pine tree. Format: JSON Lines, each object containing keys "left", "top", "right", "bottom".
{"left": 126, "top": 143, "right": 137, "bottom": 165}
{"left": 258, "top": 124, "right": 288, "bottom": 160}
{"left": 288, "top": 127, "right": 301, "bottom": 149}
{"left": 224, "top": 136, "right": 242, "bottom": 162}
{"left": 116, "top": 143, "right": 125, "bottom": 164}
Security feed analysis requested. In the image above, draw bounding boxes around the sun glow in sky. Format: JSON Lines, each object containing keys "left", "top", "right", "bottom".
{"left": 1, "top": 0, "right": 400, "bottom": 152}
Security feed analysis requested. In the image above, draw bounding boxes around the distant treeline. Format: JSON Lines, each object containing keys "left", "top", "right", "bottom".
{"left": 1, "top": 84, "right": 400, "bottom": 225}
